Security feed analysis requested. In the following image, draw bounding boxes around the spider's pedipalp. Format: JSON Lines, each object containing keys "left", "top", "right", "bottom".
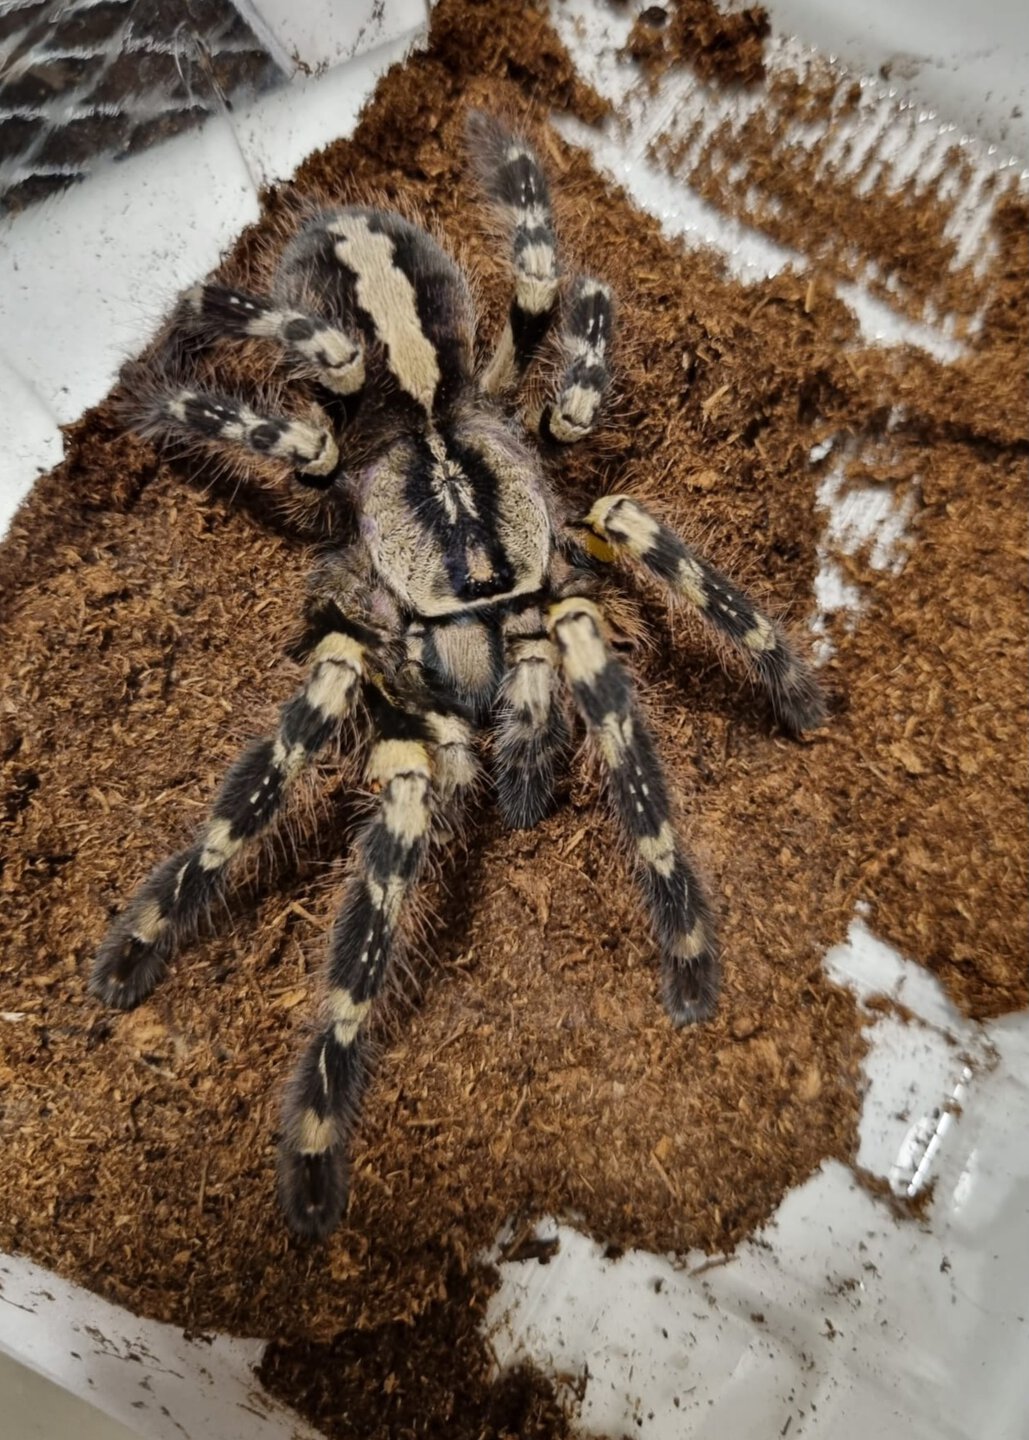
{"left": 183, "top": 282, "right": 366, "bottom": 396}
{"left": 145, "top": 384, "right": 340, "bottom": 485}
{"left": 584, "top": 495, "right": 826, "bottom": 734}
{"left": 467, "top": 111, "right": 560, "bottom": 394}
{"left": 90, "top": 627, "right": 369, "bottom": 1010}
{"left": 541, "top": 276, "right": 614, "bottom": 445}
{"left": 494, "top": 610, "right": 569, "bottom": 828}
{"left": 547, "top": 596, "right": 720, "bottom": 1024}
{"left": 277, "top": 703, "right": 477, "bottom": 1238}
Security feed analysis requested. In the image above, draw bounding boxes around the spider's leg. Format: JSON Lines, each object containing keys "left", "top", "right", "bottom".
{"left": 467, "top": 111, "right": 560, "bottom": 396}
{"left": 138, "top": 384, "right": 340, "bottom": 487}
{"left": 90, "top": 613, "right": 372, "bottom": 1010}
{"left": 547, "top": 595, "right": 719, "bottom": 1026}
{"left": 183, "top": 283, "right": 366, "bottom": 398}
{"left": 540, "top": 276, "right": 613, "bottom": 445}
{"left": 494, "top": 608, "right": 569, "bottom": 828}
{"left": 276, "top": 702, "right": 477, "bottom": 1239}
{"left": 580, "top": 496, "right": 826, "bottom": 735}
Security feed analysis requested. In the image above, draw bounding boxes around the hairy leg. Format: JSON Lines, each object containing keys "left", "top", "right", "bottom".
{"left": 581, "top": 495, "right": 826, "bottom": 733}
{"left": 467, "top": 111, "right": 561, "bottom": 395}
{"left": 90, "top": 620, "right": 371, "bottom": 1009}
{"left": 547, "top": 595, "right": 719, "bottom": 1024}
{"left": 494, "top": 609, "right": 569, "bottom": 828}
{"left": 540, "top": 276, "right": 613, "bottom": 445}
{"left": 181, "top": 282, "right": 366, "bottom": 397}
{"left": 276, "top": 700, "right": 477, "bottom": 1239}
{"left": 136, "top": 383, "right": 340, "bottom": 486}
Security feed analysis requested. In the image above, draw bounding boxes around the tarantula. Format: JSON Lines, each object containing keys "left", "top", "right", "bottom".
{"left": 89, "top": 112, "right": 825, "bottom": 1239}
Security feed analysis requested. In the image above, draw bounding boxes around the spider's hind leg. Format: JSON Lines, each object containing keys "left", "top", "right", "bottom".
{"left": 494, "top": 608, "right": 570, "bottom": 828}
{"left": 276, "top": 698, "right": 478, "bottom": 1239}
{"left": 547, "top": 595, "right": 719, "bottom": 1024}
{"left": 90, "top": 608, "right": 372, "bottom": 1009}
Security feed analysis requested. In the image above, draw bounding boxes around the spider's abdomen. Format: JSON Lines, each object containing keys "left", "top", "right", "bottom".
{"left": 277, "top": 208, "right": 475, "bottom": 419}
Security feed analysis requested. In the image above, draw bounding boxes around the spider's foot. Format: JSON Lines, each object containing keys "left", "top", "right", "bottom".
{"left": 496, "top": 775, "right": 558, "bottom": 830}
{"left": 759, "top": 649, "right": 827, "bottom": 736}
{"left": 661, "top": 933, "right": 720, "bottom": 1027}
{"left": 277, "top": 1145, "right": 350, "bottom": 1241}
{"left": 89, "top": 922, "right": 171, "bottom": 1010}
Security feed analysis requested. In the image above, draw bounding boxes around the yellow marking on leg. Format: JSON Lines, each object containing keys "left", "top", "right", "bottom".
{"left": 366, "top": 872, "right": 409, "bottom": 930}
{"left": 506, "top": 641, "right": 558, "bottom": 727}
{"left": 547, "top": 598, "right": 608, "bottom": 684}
{"left": 638, "top": 821, "right": 676, "bottom": 878}
{"left": 586, "top": 496, "right": 661, "bottom": 559}
{"left": 676, "top": 555, "right": 708, "bottom": 609}
{"left": 296, "top": 1109, "right": 338, "bottom": 1155}
{"left": 581, "top": 531, "right": 617, "bottom": 564}
{"left": 272, "top": 735, "right": 308, "bottom": 778}
{"left": 306, "top": 658, "right": 360, "bottom": 720}
{"left": 381, "top": 774, "right": 431, "bottom": 846}
{"left": 597, "top": 710, "right": 634, "bottom": 767}
{"left": 276, "top": 419, "right": 338, "bottom": 476}
{"left": 131, "top": 899, "right": 168, "bottom": 945}
{"left": 426, "top": 713, "right": 477, "bottom": 796}
{"left": 743, "top": 615, "right": 777, "bottom": 653}
{"left": 199, "top": 817, "right": 243, "bottom": 871}
{"left": 311, "top": 632, "right": 365, "bottom": 668}
{"left": 325, "top": 988, "right": 372, "bottom": 1046}
{"left": 548, "top": 381, "right": 602, "bottom": 442}
{"left": 515, "top": 272, "right": 559, "bottom": 315}
{"left": 673, "top": 917, "right": 708, "bottom": 961}
{"left": 365, "top": 739, "right": 431, "bottom": 788}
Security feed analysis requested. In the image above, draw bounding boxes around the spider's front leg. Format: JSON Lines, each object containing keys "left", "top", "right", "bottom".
{"left": 547, "top": 596, "right": 719, "bottom": 1025}
{"left": 90, "top": 604, "right": 373, "bottom": 1009}
{"left": 277, "top": 700, "right": 476, "bottom": 1239}
{"left": 132, "top": 281, "right": 366, "bottom": 489}
{"left": 581, "top": 496, "right": 826, "bottom": 735}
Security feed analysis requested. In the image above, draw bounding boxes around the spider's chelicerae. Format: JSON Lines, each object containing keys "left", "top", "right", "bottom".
{"left": 90, "top": 112, "right": 825, "bottom": 1239}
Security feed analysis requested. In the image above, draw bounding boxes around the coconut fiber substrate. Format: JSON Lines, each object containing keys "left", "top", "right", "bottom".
{"left": 1, "top": 2, "right": 1026, "bottom": 1437}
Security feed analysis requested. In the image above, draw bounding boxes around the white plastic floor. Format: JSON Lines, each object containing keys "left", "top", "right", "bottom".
{"left": 1, "top": 3, "right": 1027, "bottom": 1438}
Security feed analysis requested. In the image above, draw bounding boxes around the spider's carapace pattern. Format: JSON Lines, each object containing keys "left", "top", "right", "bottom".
{"left": 90, "top": 112, "right": 826, "bottom": 1239}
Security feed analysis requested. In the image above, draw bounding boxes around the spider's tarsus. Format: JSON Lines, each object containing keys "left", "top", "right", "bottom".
{"left": 277, "top": 1149, "right": 350, "bottom": 1241}
{"left": 767, "top": 658, "right": 827, "bottom": 737}
{"left": 662, "top": 949, "right": 721, "bottom": 1027}
{"left": 89, "top": 927, "right": 170, "bottom": 1010}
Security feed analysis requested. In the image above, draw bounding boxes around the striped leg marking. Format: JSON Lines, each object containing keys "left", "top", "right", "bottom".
{"left": 547, "top": 597, "right": 719, "bottom": 1025}
{"left": 495, "top": 629, "right": 569, "bottom": 829}
{"left": 183, "top": 283, "right": 366, "bottom": 396}
{"left": 541, "top": 277, "right": 613, "bottom": 445}
{"left": 467, "top": 112, "right": 561, "bottom": 395}
{"left": 277, "top": 724, "right": 438, "bottom": 1238}
{"left": 154, "top": 386, "right": 339, "bottom": 485}
{"left": 583, "top": 496, "right": 826, "bottom": 734}
{"left": 90, "top": 631, "right": 368, "bottom": 1010}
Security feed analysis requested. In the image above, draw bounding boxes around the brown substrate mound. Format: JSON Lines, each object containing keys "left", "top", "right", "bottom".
{"left": 1, "top": 2, "right": 1025, "bottom": 1437}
